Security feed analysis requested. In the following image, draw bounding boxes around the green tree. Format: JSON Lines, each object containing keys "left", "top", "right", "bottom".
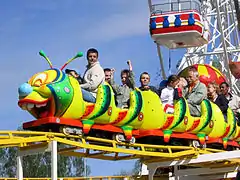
{"left": 0, "top": 146, "right": 90, "bottom": 177}
{"left": 0, "top": 126, "right": 90, "bottom": 177}
{"left": 114, "top": 160, "right": 142, "bottom": 177}
{"left": 1, "top": 147, "right": 17, "bottom": 177}
{"left": 0, "top": 149, "right": 4, "bottom": 176}
{"left": 132, "top": 160, "right": 142, "bottom": 175}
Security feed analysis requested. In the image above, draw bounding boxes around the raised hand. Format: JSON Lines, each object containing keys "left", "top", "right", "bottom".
{"left": 111, "top": 68, "right": 115, "bottom": 74}
{"left": 110, "top": 68, "right": 115, "bottom": 79}
{"left": 127, "top": 60, "right": 133, "bottom": 71}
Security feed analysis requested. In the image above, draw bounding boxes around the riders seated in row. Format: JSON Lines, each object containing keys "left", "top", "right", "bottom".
{"left": 65, "top": 48, "right": 240, "bottom": 119}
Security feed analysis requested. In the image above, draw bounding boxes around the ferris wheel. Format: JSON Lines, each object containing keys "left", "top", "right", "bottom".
{"left": 147, "top": 0, "right": 240, "bottom": 94}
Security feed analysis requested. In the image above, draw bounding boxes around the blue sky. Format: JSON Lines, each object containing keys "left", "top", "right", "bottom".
{"left": 0, "top": 0, "right": 186, "bottom": 176}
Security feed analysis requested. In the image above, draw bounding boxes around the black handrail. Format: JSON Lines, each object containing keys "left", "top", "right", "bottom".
{"left": 151, "top": 0, "right": 201, "bottom": 14}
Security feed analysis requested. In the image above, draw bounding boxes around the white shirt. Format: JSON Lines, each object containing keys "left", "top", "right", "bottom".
{"left": 226, "top": 93, "right": 240, "bottom": 113}
{"left": 160, "top": 86, "right": 174, "bottom": 107}
{"left": 80, "top": 61, "right": 105, "bottom": 97}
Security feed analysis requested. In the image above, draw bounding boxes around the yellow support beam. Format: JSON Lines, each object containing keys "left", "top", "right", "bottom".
{"left": 0, "top": 130, "right": 237, "bottom": 168}
{"left": 0, "top": 176, "right": 139, "bottom": 180}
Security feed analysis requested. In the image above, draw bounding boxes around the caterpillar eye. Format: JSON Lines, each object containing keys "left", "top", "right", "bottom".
{"left": 31, "top": 73, "right": 47, "bottom": 87}
{"left": 28, "top": 69, "right": 59, "bottom": 87}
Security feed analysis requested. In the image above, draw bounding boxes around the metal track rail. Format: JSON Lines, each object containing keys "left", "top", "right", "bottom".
{"left": 0, "top": 131, "right": 230, "bottom": 161}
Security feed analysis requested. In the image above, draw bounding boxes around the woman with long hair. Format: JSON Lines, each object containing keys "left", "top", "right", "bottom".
{"left": 207, "top": 82, "right": 229, "bottom": 121}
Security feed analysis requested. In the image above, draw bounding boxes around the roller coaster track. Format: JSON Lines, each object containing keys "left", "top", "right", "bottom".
{"left": 0, "top": 130, "right": 238, "bottom": 164}
{"left": 1, "top": 131, "right": 240, "bottom": 180}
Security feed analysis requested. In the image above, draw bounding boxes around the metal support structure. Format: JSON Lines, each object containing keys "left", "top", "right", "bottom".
{"left": 147, "top": 165, "right": 239, "bottom": 180}
{"left": 16, "top": 139, "right": 56, "bottom": 180}
{"left": 174, "top": 165, "right": 179, "bottom": 180}
{"left": 16, "top": 156, "right": 23, "bottom": 180}
{"left": 1, "top": 131, "right": 222, "bottom": 160}
{"left": 148, "top": 166, "right": 157, "bottom": 180}
{"left": 145, "top": 150, "right": 240, "bottom": 179}
{"left": 176, "top": 166, "right": 239, "bottom": 176}
{"left": 51, "top": 140, "right": 58, "bottom": 180}
{"left": 157, "top": 44, "right": 167, "bottom": 79}
{"left": 216, "top": 0, "right": 232, "bottom": 85}
{"left": 147, "top": 0, "right": 240, "bottom": 91}
{"left": 147, "top": 150, "right": 240, "bottom": 168}
{"left": 148, "top": 0, "right": 152, "bottom": 13}
{"left": 177, "top": 0, "right": 240, "bottom": 93}
{"left": 145, "top": 0, "right": 240, "bottom": 93}
{"left": 147, "top": 0, "right": 167, "bottom": 79}
{"left": 1, "top": 131, "right": 240, "bottom": 179}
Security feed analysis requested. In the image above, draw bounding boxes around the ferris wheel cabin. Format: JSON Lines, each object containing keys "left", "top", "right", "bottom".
{"left": 149, "top": 0, "right": 210, "bottom": 49}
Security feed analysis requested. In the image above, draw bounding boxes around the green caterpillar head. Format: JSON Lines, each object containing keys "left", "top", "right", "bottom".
{"left": 18, "top": 69, "right": 78, "bottom": 118}
{"left": 18, "top": 51, "right": 83, "bottom": 119}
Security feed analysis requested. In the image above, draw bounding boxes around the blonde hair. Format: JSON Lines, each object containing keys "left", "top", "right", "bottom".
{"left": 208, "top": 82, "right": 220, "bottom": 94}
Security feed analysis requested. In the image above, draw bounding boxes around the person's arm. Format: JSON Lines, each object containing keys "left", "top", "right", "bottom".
{"left": 127, "top": 60, "right": 135, "bottom": 89}
{"left": 182, "top": 87, "right": 188, "bottom": 97}
{"left": 218, "top": 95, "right": 229, "bottom": 113}
{"left": 109, "top": 70, "right": 121, "bottom": 94}
{"left": 236, "top": 96, "right": 240, "bottom": 113}
{"left": 150, "top": 86, "right": 159, "bottom": 95}
{"left": 187, "top": 85, "right": 207, "bottom": 105}
{"left": 174, "top": 88, "right": 182, "bottom": 100}
{"left": 160, "top": 88, "right": 169, "bottom": 103}
{"left": 76, "top": 75, "right": 83, "bottom": 84}
{"left": 109, "top": 78, "right": 119, "bottom": 92}
{"left": 188, "top": 91, "right": 206, "bottom": 105}
{"left": 127, "top": 60, "right": 133, "bottom": 71}
{"left": 80, "top": 67, "right": 104, "bottom": 90}
{"left": 128, "top": 70, "right": 136, "bottom": 89}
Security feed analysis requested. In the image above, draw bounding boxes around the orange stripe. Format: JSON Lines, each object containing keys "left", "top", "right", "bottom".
{"left": 110, "top": 110, "right": 128, "bottom": 125}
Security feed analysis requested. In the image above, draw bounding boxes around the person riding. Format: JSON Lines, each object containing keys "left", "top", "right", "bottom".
{"left": 220, "top": 82, "right": 240, "bottom": 115}
{"left": 183, "top": 67, "right": 207, "bottom": 117}
{"left": 139, "top": 72, "right": 158, "bottom": 94}
{"left": 207, "top": 82, "right": 229, "bottom": 121}
{"left": 220, "top": 82, "right": 240, "bottom": 123}
{"left": 159, "top": 75, "right": 181, "bottom": 114}
{"left": 109, "top": 60, "right": 135, "bottom": 108}
{"left": 80, "top": 48, "right": 105, "bottom": 103}
{"left": 104, "top": 68, "right": 112, "bottom": 84}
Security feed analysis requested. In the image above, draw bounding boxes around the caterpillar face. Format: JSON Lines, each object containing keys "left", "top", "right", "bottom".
{"left": 18, "top": 68, "right": 74, "bottom": 119}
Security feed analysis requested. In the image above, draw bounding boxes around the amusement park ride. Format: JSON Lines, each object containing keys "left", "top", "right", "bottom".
{"left": 1, "top": 0, "right": 240, "bottom": 180}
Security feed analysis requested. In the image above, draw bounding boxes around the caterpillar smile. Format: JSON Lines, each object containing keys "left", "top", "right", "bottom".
{"left": 18, "top": 99, "right": 52, "bottom": 118}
